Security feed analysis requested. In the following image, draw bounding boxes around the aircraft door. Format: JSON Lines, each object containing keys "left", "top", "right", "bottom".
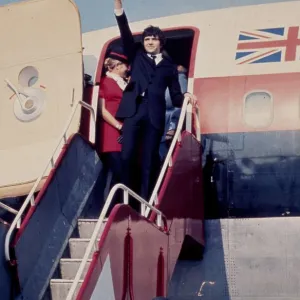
{"left": 0, "top": 0, "right": 83, "bottom": 198}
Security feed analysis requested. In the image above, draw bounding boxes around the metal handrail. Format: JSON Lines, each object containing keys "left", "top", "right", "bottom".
{"left": 145, "top": 97, "right": 201, "bottom": 216}
{"left": 0, "top": 201, "right": 18, "bottom": 216}
{"left": 66, "top": 183, "right": 166, "bottom": 300}
{"left": 4, "top": 100, "right": 96, "bottom": 261}
{"left": 67, "top": 97, "right": 200, "bottom": 299}
{"left": 194, "top": 105, "right": 201, "bottom": 142}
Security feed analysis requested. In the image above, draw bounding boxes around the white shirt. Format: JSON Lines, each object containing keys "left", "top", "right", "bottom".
{"left": 106, "top": 71, "right": 128, "bottom": 91}
{"left": 147, "top": 53, "right": 163, "bottom": 65}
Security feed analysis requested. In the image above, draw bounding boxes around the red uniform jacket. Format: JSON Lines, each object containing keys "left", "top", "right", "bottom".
{"left": 97, "top": 77, "right": 123, "bottom": 153}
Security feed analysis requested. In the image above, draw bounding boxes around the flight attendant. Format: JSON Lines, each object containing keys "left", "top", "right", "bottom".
{"left": 97, "top": 48, "right": 129, "bottom": 189}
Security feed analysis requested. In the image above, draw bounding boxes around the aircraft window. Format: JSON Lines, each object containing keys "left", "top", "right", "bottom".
{"left": 243, "top": 91, "right": 273, "bottom": 128}
{"left": 18, "top": 66, "right": 39, "bottom": 87}
{"left": 28, "top": 76, "right": 38, "bottom": 87}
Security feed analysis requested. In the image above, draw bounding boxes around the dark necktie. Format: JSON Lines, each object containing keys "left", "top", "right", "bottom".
{"left": 151, "top": 55, "right": 156, "bottom": 63}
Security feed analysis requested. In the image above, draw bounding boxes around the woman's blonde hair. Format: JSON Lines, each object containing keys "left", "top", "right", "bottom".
{"left": 104, "top": 58, "right": 120, "bottom": 71}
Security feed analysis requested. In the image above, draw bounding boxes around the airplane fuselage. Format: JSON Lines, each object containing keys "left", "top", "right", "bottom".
{"left": 82, "top": 1, "right": 300, "bottom": 219}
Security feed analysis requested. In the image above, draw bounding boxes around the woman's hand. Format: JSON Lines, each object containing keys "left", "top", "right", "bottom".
{"left": 116, "top": 123, "right": 123, "bottom": 131}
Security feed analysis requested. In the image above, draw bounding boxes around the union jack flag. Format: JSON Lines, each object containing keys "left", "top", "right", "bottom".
{"left": 235, "top": 27, "right": 300, "bottom": 64}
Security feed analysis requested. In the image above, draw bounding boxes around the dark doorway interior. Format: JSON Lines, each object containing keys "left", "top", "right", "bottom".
{"left": 100, "top": 28, "right": 195, "bottom": 77}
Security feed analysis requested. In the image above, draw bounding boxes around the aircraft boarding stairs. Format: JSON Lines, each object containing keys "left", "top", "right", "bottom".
{"left": 1, "top": 97, "right": 204, "bottom": 300}
{"left": 49, "top": 218, "right": 105, "bottom": 298}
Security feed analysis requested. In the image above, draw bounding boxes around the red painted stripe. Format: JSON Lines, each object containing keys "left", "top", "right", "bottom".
{"left": 238, "top": 49, "right": 278, "bottom": 64}
{"left": 240, "top": 31, "right": 270, "bottom": 39}
{"left": 182, "top": 26, "right": 200, "bottom": 79}
{"left": 285, "top": 26, "right": 299, "bottom": 61}
{"left": 237, "top": 39, "right": 286, "bottom": 50}
{"left": 193, "top": 72, "right": 300, "bottom": 134}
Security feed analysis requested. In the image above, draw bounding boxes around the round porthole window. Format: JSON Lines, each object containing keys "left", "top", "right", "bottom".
{"left": 18, "top": 66, "right": 39, "bottom": 87}
{"left": 243, "top": 91, "right": 273, "bottom": 128}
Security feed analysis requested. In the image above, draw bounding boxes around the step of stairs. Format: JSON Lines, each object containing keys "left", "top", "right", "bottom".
{"left": 69, "top": 238, "right": 100, "bottom": 259}
{"left": 60, "top": 258, "right": 92, "bottom": 280}
{"left": 50, "top": 279, "right": 83, "bottom": 300}
{"left": 49, "top": 219, "right": 107, "bottom": 299}
{"left": 77, "top": 218, "right": 107, "bottom": 238}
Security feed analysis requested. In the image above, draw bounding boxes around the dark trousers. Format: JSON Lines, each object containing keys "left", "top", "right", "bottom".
{"left": 102, "top": 152, "right": 123, "bottom": 212}
{"left": 121, "top": 98, "right": 163, "bottom": 200}
{"left": 102, "top": 152, "right": 122, "bottom": 184}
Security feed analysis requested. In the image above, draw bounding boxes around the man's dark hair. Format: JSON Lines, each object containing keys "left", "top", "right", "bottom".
{"left": 142, "top": 25, "right": 166, "bottom": 48}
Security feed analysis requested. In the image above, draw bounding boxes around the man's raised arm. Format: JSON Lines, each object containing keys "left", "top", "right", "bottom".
{"left": 114, "top": 0, "right": 135, "bottom": 62}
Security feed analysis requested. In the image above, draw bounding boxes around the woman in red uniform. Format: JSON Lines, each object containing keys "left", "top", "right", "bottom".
{"left": 97, "top": 48, "right": 129, "bottom": 188}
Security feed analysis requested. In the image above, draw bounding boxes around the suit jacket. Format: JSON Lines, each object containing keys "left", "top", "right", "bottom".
{"left": 115, "top": 11, "right": 184, "bottom": 130}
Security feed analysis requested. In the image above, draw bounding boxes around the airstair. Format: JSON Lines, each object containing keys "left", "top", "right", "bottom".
{"left": 49, "top": 218, "right": 104, "bottom": 299}
{"left": 1, "top": 96, "right": 203, "bottom": 300}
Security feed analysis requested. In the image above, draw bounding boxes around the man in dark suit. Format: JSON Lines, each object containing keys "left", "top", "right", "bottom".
{"left": 114, "top": 0, "right": 197, "bottom": 200}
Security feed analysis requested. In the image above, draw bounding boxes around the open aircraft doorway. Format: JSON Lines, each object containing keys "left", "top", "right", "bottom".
{"left": 95, "top": 27, "right": 199, "bottom": 85}
{"left": 92, "top": 27, "right": 199, "bottom": 199}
